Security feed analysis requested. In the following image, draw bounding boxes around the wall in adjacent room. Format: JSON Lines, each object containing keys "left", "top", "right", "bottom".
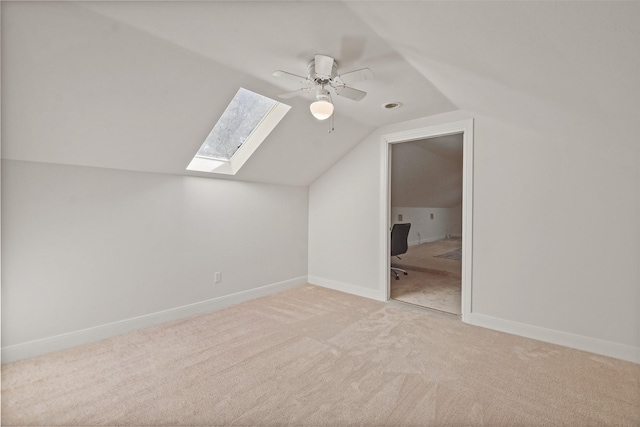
{"left": 1, "top": 160, "right": 309, "bottom": 360}
{"left": 390, "top": 205, "right": 462, "bottom": 245}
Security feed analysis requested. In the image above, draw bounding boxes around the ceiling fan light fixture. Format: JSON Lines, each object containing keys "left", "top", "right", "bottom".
{"left": 310, "top": 89, "right": 334, "bottom": 120}
{"left": 273, "top": 54, "right": 374, "bottom": 123}
{"left": 310, "top": 99, "right": 334, "bottom": 120}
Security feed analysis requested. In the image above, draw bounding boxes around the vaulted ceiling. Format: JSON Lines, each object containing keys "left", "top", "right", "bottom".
{"left": 2, "top": 1, "right": 638, "bottom": 186}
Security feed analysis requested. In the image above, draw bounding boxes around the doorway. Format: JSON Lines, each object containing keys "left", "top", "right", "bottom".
{"left": 389, "top": 135, "right": 463, "bottom": 316}
{"left": 380, "top": 120, "right": 473, "bottom": 322}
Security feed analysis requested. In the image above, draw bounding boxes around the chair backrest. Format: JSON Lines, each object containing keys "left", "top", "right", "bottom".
{"left": 390, "top": 223, "right": 411, "bottom": 257}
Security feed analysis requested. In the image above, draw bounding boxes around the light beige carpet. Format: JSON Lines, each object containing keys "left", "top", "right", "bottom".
{"left": 391, "top": 270, "right": 461, "bottom": 315}
{"left": 3, "top": 285, "right": 639, "bottom": 426}
{"left": 391, "top": 239, "right": 463, "bottom": 314}
{"left": 393, "top": 238, "right": 463, "bottom": 278}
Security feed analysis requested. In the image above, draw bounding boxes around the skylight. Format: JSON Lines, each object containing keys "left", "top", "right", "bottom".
{"left": 187, "top": 88, "right": 290, "bottom": 175}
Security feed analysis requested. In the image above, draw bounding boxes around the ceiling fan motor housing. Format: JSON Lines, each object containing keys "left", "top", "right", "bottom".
{"left": 308, "top": 58, "right": 338, "bottom": 84}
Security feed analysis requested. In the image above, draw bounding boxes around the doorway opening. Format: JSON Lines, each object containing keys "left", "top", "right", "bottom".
{"left": 390, "top": 134, "right": 463, "bottom": 316}
{"left": 380, "top": 119, "right": 473, "bottom": 322}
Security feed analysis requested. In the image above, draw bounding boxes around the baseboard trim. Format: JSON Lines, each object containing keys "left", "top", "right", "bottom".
{"left": 409, "top": 235, "right": 446, "bottom": 246}
{"left": 308, "top": 276, "right": 386, "bottom": 302}
{"left": 1, "top": 276, "right": 308, "bottom": 363}
{"left": 468, "top": 313, "right": 640, "bottom": 364}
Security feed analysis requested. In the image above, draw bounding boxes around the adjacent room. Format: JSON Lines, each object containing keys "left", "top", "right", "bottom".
{"left": 2, "top": 1, "right": 639, "bottom": 425}
{"left": 389, "top": 135, "right": 464, "bottom": 316}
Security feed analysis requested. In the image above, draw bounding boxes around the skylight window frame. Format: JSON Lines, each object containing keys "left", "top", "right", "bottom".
{"left": 187, "top": 88, "right": 290, "bottom": 176}
{"left": 192, "top": 102, "right": 275, "bottom": 163}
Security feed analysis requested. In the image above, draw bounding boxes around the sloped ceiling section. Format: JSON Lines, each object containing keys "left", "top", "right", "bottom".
{"left": 391, "top": 135, "right": 463, "bottom": 208}
{"left": 347, "top": 1, "right": 640, "bottom": 150}
{"left": 1, "top": 1, "right": 457, "bottom": 186}
{"left": 3, "top": 2, "right": 637, "bottom": 186}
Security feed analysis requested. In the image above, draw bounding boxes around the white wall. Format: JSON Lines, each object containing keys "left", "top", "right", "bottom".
{"left": 2, "top": 160, "right": 309, "bottom": 360}
{"left": 307, "top": 127, "right": 383, "bottom": 300}
{"left": 391, "top": 206, "right": 461, "bottom": 245}
{"left": 308, "top": 110, "right": 640, "bottom": 362}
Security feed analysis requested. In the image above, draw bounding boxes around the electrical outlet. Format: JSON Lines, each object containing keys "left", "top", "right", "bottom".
{"left": 214, "top": 272, "right": 221, "bottom": 283}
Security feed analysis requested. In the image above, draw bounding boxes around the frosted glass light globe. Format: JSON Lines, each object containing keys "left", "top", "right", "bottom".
{"left": 310, "top": 100, "right": 334, "bottom": 120}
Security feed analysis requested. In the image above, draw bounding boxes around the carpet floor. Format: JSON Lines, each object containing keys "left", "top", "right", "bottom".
{"left": 391, "top": 239, "right": 462, "bottom": 314}
{"left": 2, "top": 285, "right": 639, "bottom": 426}
{"left": 392, "top": 238, "right": 463, "bottom": 278}
{"left": 390, "top": 270, "right": 461, "bottom": 316}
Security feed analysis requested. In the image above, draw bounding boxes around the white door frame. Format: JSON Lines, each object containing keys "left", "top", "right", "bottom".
{"left": 379, "top": 119, "right": 474, "bottom": 322}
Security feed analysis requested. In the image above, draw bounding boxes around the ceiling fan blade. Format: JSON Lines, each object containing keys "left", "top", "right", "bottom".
{"left": 332, "top": 85, "right": 367, "bottom": 101}
{"left": 336, "top": 68, "right": 374, "bottom": 86}
{"left": 314, "top": 54, "right": 335, "bottom": 78}
{"left": 277, "top": 87, "right": 314, "bottom": 99}
{"left": 273, "top": 70, "right": 310, "bottom": 85}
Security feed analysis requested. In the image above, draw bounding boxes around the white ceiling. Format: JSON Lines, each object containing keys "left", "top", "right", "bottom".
{"left": 2, "top": 1, "right": 638, "bottom": 186}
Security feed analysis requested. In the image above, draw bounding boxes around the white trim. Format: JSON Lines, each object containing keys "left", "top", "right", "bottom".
{"left": 380, "top": 119, "right": 474, "bottom": 322}
{"left": 380, "top": 140, "right": 392, "bottom": 301}
{"left": 461, "top": 121, "right": 474, "bottom": 320}
{"left": 308, "top": 276, "right": 386, "bottom": 302}
{"left": 469, "top": 313, "right": 640, "bottom": 364}
{"left": 408, "top": 235, "right": 446, "bottom": 246}
{"left": 1, "top": 276, "right": 308, "bottom": 363}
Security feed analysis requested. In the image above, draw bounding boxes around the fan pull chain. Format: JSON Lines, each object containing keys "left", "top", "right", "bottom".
{"left": 328, "top": 93, "right": 335, "bottom": 134}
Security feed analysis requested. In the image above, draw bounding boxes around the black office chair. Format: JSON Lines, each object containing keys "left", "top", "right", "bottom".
{"left": 390, "top": 223, "right": 411, "bottom": 280}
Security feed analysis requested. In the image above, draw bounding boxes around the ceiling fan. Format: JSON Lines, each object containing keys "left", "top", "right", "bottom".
{"left": 273, "top": 54, "right": 373, "bottom": 121}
